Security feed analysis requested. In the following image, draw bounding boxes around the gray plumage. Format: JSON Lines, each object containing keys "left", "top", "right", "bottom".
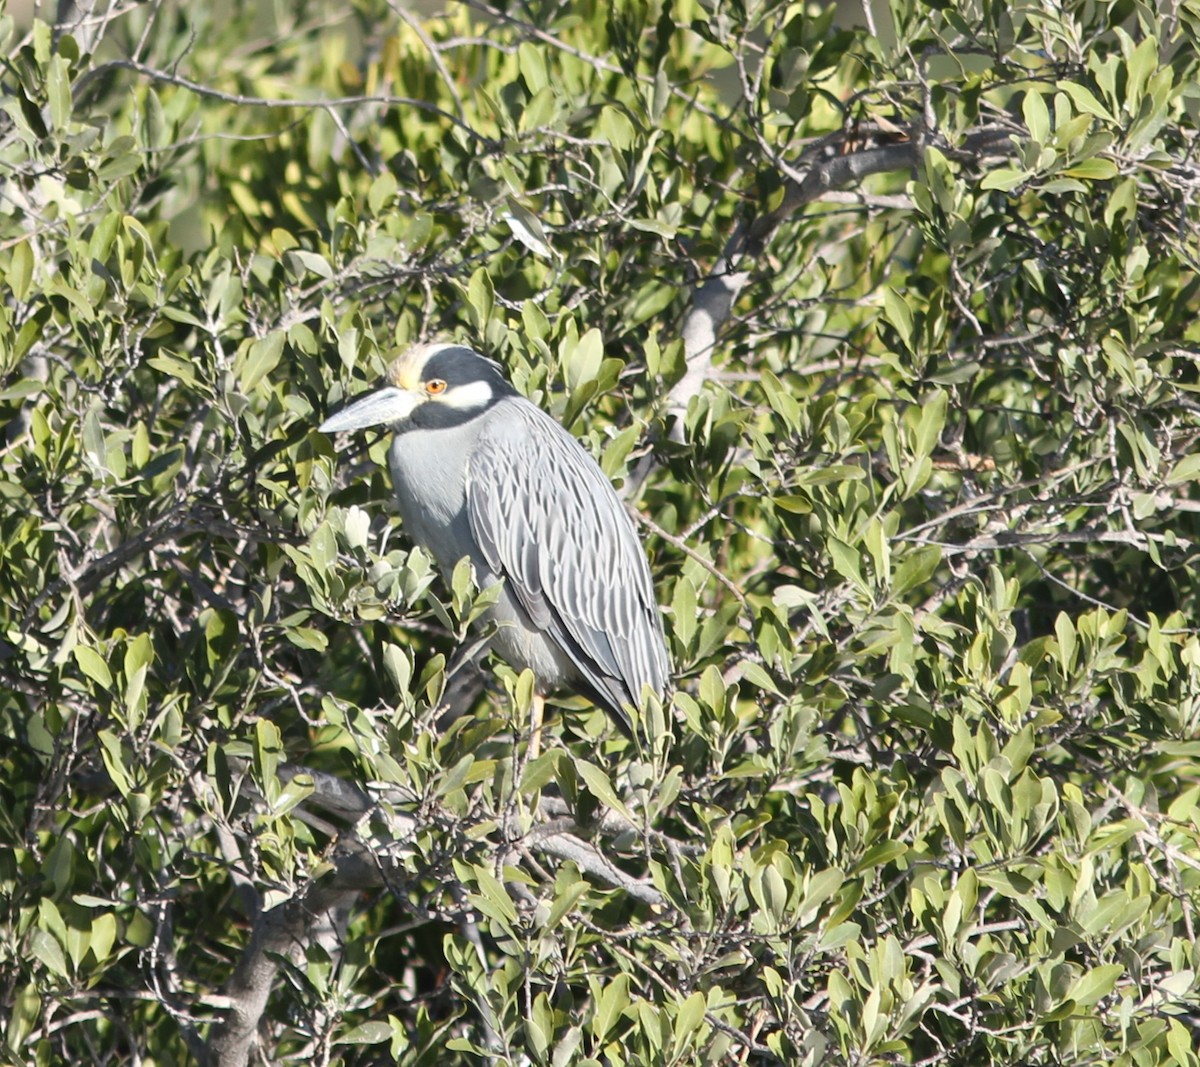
{"left": 320, "top": 342, "right": 669, "bottom": 736}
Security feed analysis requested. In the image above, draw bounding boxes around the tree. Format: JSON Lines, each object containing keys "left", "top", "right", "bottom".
{"left": 2, "top": 0, "right": 1200, "bottom": 1063}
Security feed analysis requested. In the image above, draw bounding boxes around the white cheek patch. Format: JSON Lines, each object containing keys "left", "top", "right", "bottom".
{"left": 442, "top": 379, "right": 494, "bottom": 411}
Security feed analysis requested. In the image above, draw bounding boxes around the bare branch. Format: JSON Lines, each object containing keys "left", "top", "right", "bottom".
{"left": 77, "top": 59, "right": 491, "bottom": 144}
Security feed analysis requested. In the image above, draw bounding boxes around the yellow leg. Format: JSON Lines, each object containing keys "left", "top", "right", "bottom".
{"left": 528, "top": 692, "right": 545, "bottom": 761}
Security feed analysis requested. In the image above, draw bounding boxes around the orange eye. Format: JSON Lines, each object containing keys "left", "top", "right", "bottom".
{"left": 426, "top": 378, "right": 447, "bottom": 395}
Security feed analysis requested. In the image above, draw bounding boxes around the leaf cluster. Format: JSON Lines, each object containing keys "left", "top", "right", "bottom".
{"left": 2, "top": 0, "right": 1200, "bottom": 1064}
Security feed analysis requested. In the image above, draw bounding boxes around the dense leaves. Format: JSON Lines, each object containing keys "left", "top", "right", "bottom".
{"left": 2, "top": 0, "right": 1200, "bottom": 1064}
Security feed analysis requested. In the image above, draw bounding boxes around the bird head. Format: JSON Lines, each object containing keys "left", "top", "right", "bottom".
{"left": 319, "top": 342, "right": 516, "bottom": 434}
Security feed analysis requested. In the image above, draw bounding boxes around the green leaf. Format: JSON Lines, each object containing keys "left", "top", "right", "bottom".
{"left": 592, "top": 973, "right": 630, "bottom": 1043}
{"left": 980, "top": 168, "right": 1027, "bottom": 191}
{"left": 882, "top": 287, "right": 913, "bottom": 348}
{"left": 671, "top": 575, "right": 698, "bottom": 653}
{"left": 794, "top": 464, "right": 866, "bottom": 486}
{"left": 336, "top": 1021, "right": 393, "bottom": 1045}
{"left": 1055, "top": 612, "right": 1077, "bottom": 672}
{"left": 546, "top": 876, "right": 589, "bottom": 930}
{"left": 382, "top": 643, "right": 412, "bottom": 696}
{"left": 773, "top": 495, "right": 812, "bottom": 514}
{"left": 520, "top": 86, "right": 557, "bottom": 132}
{"left": 5, "top": 984, "right": 39, "bottom": 1052}
{"left": 368, "top": 170, "right": 398, "bottom": 214}
{"left": 238, "top": 331, "right": 286, "bottom": 391}
{"left": 97, "top": 731, "right": 133, "bottom": 797}
{"left": 799, "top": 868, "right": 845, "bottom": 922}
{"left": 1022, "top": 89, "right": 1049, "bottom": 143}
{"left": 864, "top": 517, "right": 890, "bottom": 586}
{"left": 30, "top": 929, "right": 68, "bottom": 978}
{"left": 74, "top": 645, "right": 113, "bottom": 689}
{"left": 285, "top": 626, "right": 328, "bottom": 652}
{"left": 564, "top": 327, "right": 603, "bottom": 394}
{"left": 1168, "top": 1019, "right": 1198, "bottom": 1066}
{"left": 1167, "top": 453, "right": 1200, "bottom": 484}
{"left": 47, "top": 55, "right": 72, "bottom": 131}
{"left": 254, "top": 719, "right": 283, "bottom": 798}
{"left": 469, "top": 866, "right": 518, "bottom": 930}
{"left": 574, "top": 759, "right": 635, "bottom": 822}
{"left": 88, "top": 913, "right": 117, "bottom": 965}
{"left": 828, "top": 537, "right": 865, "bottom": 591}
{"left": 123, "top": 632, "right": 153, "bottom": 677}
{"left": 1059, "top": 80, "right": 1113, "bottom": 120}
{"left": 8, "top": 239, "right": 33, "bottom": 301}
{"left": 273, "top": 774, "right": 315, "bottom": 816}
{"left": 284, "top": 250, "right": 333, "bottom": 280}
{"left": 466, "top": 268, "right": 494, "bottom": 331}
{"left": 1061, "top": 157, "right": 1117, "bottom": 180}
{"left": 894, "top": 545, "right": 941, "bottom": 596}
{"left": 1065, "top": 964, "right": 1124, "bottom": 1007}
{"left": 672, "top": 990, "right": 707, "bottom": 1049}
{"left": 1123, "top": 35, "right": 1158, "bottom": 111}
{"left": 504, "top": 199, "right": 554, "bottom": 261}
{"left": 912, "top": 391, "right": 947, "bottom": 460}
{"left": 518, "top": 41, "right": 549, "bottom": 93}
{"left": 853, "top": 840, "right": 908, "bottom": 874}
{"left": 598, "top": 105, "right": 635, "bottom": 150}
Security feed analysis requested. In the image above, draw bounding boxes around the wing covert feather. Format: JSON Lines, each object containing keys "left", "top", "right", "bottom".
{"left": 466, "top": 399, "right": 667, "bottom": 711}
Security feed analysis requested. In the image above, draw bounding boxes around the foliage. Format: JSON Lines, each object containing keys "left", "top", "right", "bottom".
{"left": 2, "top": 0, "right": 1200, "bottom": 1063}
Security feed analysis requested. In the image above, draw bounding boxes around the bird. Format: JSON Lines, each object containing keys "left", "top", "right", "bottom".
{"left": 319, "top": 341, "right": 669, "bottom": 749}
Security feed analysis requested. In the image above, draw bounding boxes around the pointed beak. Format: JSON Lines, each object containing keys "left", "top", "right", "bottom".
{"left": 319, "top": 386, "right": 418, "bottom": 433}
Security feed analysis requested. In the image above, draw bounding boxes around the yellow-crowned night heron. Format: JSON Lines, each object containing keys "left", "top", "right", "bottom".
{"left": 320, "top": 342, "right": 669, "bottom": 745}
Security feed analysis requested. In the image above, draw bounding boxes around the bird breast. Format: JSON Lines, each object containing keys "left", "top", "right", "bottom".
{"left": 387, "top": 426, "right": 480, "bottom": 575}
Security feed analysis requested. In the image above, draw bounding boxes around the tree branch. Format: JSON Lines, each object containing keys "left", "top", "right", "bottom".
{"left": 645, "top": 124, "right": 1017, "bottom": 458}
{"left": 205, "top": 868, "right": 361, "bottom": 1067}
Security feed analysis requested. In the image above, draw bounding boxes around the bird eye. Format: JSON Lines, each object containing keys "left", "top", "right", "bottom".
{"left": 426, "top": 379, "right": 447, "bottom": 395}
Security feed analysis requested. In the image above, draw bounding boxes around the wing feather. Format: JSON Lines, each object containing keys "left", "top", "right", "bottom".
{"left": 466, "top": 398, "right": 668, "bottom": 719}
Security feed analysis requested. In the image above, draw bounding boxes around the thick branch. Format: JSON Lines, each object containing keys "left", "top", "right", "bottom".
{"left": 288, "top": 765, "right": 666, "bottom": 904}
{"left": 206, "top": 762, "right": 666, "bottom": 1057}
{"left": 205, "top": 872, "right": 359, "bottom": 1067}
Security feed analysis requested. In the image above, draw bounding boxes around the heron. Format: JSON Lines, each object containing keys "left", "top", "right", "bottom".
{"left": 320, "top": 342, "right": 669, "bottom": 752}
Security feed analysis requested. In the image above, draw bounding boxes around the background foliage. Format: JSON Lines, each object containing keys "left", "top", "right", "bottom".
{"left": 3, "top": 0, "right": 1200, "bottom": 1063}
